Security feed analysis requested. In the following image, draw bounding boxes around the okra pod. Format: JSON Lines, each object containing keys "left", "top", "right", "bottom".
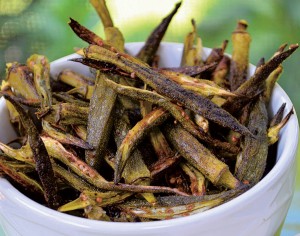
{"left": 42, "top": 120, "right": 92, "bottom": 149}
{"left": 229, "top": 20, "right": 251, "bottom": 91}
{"left": 119, "top": 186, "right": 248, "bottom": 220}
{"left": 223, "top": 44, "right": 298, "bottom": 114}
{"left": 113, "top": 105, "right": 156, "bottom": 203}
{"left": 26, "top": 54, "right": 52, "bottom": 114}
{"left": 44, "top": 103, "right": 88, "bottom": 126}
{"left": 114, "top": 107, "right": 170, "bottom": 183}
{"left": 164, "top": 123, "right": 241, "bottom": 189}
{"left": 235, "top": 96, "right": 268, "bottom": 184}
{"left": 81, "top": 44, "right": 252, "bottom": 136}
{"left": 181, "top": 19, "right": 203, "bottom": 66}
{"left": 57, "top": 69, "right": 94, "bottom": 99}
{"left": 161, "top": 62, "right": 217, "bottom": 77}
{"left": 268, "top": 108, "right": 293, "bottom": 145}
{"left": 5, "top": 63, "right": 39, "bottom": 101}
{"left": 104, "top": 78, "right": 239, "bottom": 154}
{"left": 137, "top": 2, "right": 181, "bottom": 65}
{"left": 85, "top": 73, "right": 117, "bottom": 168}
{"left": 0, "top": 156, "right": 44, "bottom": 197}
{"left": 3, "top": 93, "right": 59, "bottom": 208}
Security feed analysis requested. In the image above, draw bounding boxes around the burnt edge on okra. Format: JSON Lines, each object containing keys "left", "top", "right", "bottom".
{"left": 0, "top": 0, "right": 297, "bottom": 222}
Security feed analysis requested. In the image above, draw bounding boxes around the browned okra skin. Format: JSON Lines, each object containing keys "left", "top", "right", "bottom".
{"left": 119, "top": 185, "right": 248, "bottom": 220}
{"left": 3, "top": 93, "right": 60, "bottom": 208}
{"left": 43, "top": 103, "right": 88, "bottom": 126}
{"left": 5, "top": 63, "right": 39, "bottom": 101}
{"left": 235, "top": 96, "right": 268, "bottom": 184}
{"left": 114, "top": 107, "right": 170, "bottom": 183}
{"left": 82, "top": 44, "right": 252, "bottom": 137}
{"left": 0, "top": 156, "right": 44, "bottom": 197}
{"left": 136, "top": 2, "right": 180, "bottom": 178}
{"left": 103, "top": 78, "right": 240, "bottom": 154}
{"left": 68, "top": 18, "right": 107, "bottom": 47}
{"left": 85, "top": 73, "right": 117, "bottom": 168}
{"left": 161, "top": 62, "right": 217, "bottom": 77}
{"left": 164, "top": 123, "right": 241, "bottom": 189}
{"left": 89, "top": 0, "right": 114, "bottom": 28}
{"left": 269, "top": 103, "right": 286, "bottom": 128}
{"left": 136, "top": 2, "right": 181, "bottom": 65}
{"left": 268, "top": 107, "right": 294, "bottom": 145}
{"left": 113, "top": 104, "right": 156, "bottom": 203}
{"left": 42, "top": 120, "right": 92, "bottom": 149}
{"left": 223, "top": 44, "right": 298, "bottom": 114}
{"left": 229, "top": 20, "right": 251, "bottom": 91}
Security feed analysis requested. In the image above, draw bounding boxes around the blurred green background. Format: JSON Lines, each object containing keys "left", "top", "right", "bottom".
{"left": 0, "top": 0, "right": 299, "bottom": 235}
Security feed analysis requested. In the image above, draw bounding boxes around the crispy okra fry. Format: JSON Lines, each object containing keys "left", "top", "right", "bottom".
{"left": 229, "top": 20, "right": 251, "bottom": 91}
{"left": 235, "top": 96, "right": 268, "bottom": 184}
{"left": 0, "top": 141, "right": 34, "bottom": 165}
{"left": 263, "top": 65, "right": 283, "bottom": 104}
{"left": 161, "top": 62, "right": 217, "bottom": 77}
{"left": 89, "top": 0, "right": 125, "bottom": 52}
{"left": 5, "top": 63, "right": 39, "bottom": 101}
{"left": 269, "top": 103, "right": 286, "bottom": 127}
{"left": 103, "top": 78, "right": 239, "bottom": 154}
{"left": 268, "top": 108, "right": 293, "bottom": 145}
{"left": 136, "top": 2, "right": 181, "bottom": 65}
{"left": 89, "top": 0, "right": 113, "bottom": 27}
{"left": 85, "top": 73, "right": 117, "bottom": 168}
{"left": 68, "top": 18, "right": 108, "bottom": 48}
{"left": 53, "top": 162, "right": 95, "bottom": 192}
{"left": 114, "top": 107, "right": 170, "bottom": 183}
{"left": 81, "top": 44, "right": 252, "bottom": 137}
{"left": 164, "top": 123, "right": 241, "bottom": 189}
{"left": 42, "top": 136, "right": 186, "bottom": 195}
{"left": 52, "top": 92, "right": 89, "bottom": 107}
{"left": 44, "top": 103, "right": 88, "bottom": 126}
{"left": 212, "top": 56, "right": 230, "bottom": 88}
{"left": 139, "top": 99, "right": 168, "bottom": 183}
{"left": 58, "top": 190, "right": 132, "bottom": 212}
{"left": 26, "top": 54, "right": 52, "bottom": 115}
{"left": 120, "top": 186, "right": 248, "bottom": 219}
{"left": 180, "top": 162, "right": 206, "bottom": 196}
{"left": 2, "top": 93, "right": 59, "bottom": 208}
{"left": 140, "top": 109, "right": 174, "bottom": 165}
{"left": 84, "top": 206, "right": 111, "bottom": 221}
{"left": 136, "top": 2, "right": 180, "bottom": 174}
{"left": 113, "top": 105, "right": 156, "bottom": 203}
{"left": 104, "top": 26, "right": 125, "bottom": 52}
{"left": 57, "top": 69, "right": 94, "bottom": 99}
{"left": 159, "top": 69, "right": 236, "bottom": 97}
{"left": 1, "top": 90, "right": 40, "bottom": 108}
{"left": 0, "top": 155, "right": 44, "bottom": 196}
{"left": 42, "top": 120, "right": 92, "bottom": 149}
{"left": 73, "top": 125, "right": 87, "bottom": 141}
{"left": 0, "top": 158, "right": 35, "bottom": 173}
{"left": 84, "top": 0, "right": 129, "bottom": 168}
{"left": 205, "top": 40, "right": 228, "bottom": 65}
{"left": 139, "top": 85, "right": 174, "bottom": 178}
{"left": 223, "top": 44, "right": 298, "bottom": 114}
{"left": 181, "top": 19, "right": 203, "bottom": 67}
{"left": 227, "top": 102, "right": 253, "bottom": 145}
{"left": 41, "top": 136, "right": 107, "bottom": 183}
{"left": 3, "top": 98, "right": 25, "bottom": 136}
{"left": 150, "top": 151, "right": 181, "bottom": 178}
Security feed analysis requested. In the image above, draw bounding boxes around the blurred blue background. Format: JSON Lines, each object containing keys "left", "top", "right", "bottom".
{"left": 0, "top": 0, "right": 299, "bottom": 235}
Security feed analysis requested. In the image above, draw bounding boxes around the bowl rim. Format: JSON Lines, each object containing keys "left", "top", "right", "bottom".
{"left": 0, "top": 42, "right": 299, "bottom": 232}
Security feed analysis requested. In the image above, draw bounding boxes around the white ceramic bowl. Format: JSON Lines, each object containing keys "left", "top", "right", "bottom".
{"left": 0, "top": 43, "right": 298, "bottom": 236}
